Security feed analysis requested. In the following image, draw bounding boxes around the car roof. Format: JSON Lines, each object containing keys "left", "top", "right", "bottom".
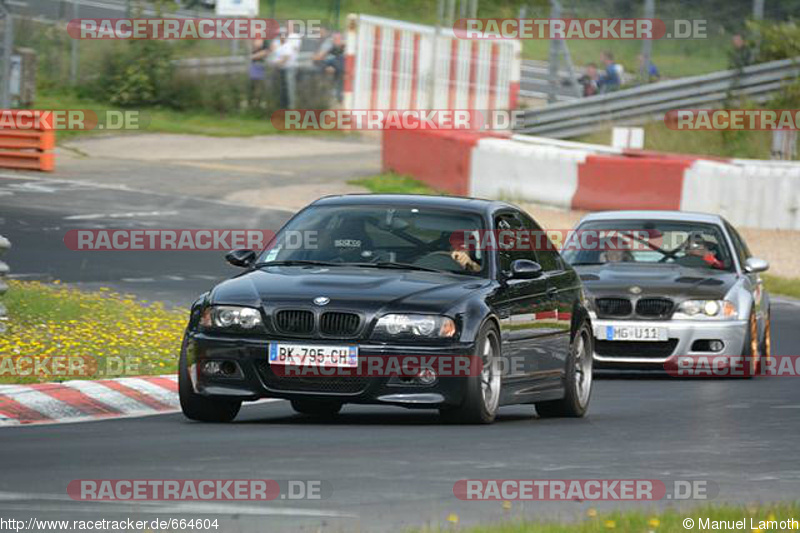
{"left": 311, "top": 193, "right": 517, "bottom": 214}
{"left": 577, "top": 210, "right": 725, "bottom": 225}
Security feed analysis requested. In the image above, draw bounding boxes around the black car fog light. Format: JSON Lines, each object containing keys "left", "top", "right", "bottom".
{"left": 416, "top": 368, "right": 437, "bottom": 386}
{"left": 201, "top": 361, "right": 222, "bottom": 375}
{"left": 220, "top": 361, "right": 238, "bottom": 376}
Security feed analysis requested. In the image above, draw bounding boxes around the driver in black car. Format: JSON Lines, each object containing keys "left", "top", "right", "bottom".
{"left": 448, "top": 231, "right": 481, "bottom": 272}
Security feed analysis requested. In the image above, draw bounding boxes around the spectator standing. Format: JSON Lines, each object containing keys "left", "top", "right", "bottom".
{"left": 269, "top": 28, "right": 300, "bottom": 109}
{"left": 578, "top": 62, "right": 599, "bottom": 97}
{"left": 313, "top": 30, "right": 346, "bottom": 103}
{"left": 638, "top": 54, "right": 660, "bottom": 83}
{"left": 249, "top": 37, "right": 271, "bottom": 108}
{"left": 597, "top": 52, "right": 621, "bottom": 93}
{"left": 729, "top": 34, "right": 755, "bottom": 71}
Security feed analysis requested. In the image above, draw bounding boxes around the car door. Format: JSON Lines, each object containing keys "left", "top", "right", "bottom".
{"left": 725, "top": 221, "right": 766, "bottom": 326}
{"left": 521, "top": 214, "right": 573, "bottom": 379}
{"left": 494, "top": 210, "right": 558, "bottom": 387}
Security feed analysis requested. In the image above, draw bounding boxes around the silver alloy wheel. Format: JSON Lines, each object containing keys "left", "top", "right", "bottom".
{"left": 574, "top": 330, "right": 592, "bottom": 408}
{"left": 480, "top": 333, "right": 501, "bottom": 414}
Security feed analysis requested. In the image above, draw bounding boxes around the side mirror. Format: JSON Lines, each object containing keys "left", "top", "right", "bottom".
{"left": 744, "top": 257, "right": 769, "bottom": 274}
{"left": 510, "top": 259, "right": 543, "bottom": 279}
{"left": 226, "top": 249, "right": 257, "bottom": 268}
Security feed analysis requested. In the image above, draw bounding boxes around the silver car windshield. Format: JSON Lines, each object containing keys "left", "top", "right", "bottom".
{"left": 562, "top": 220, "right": 735, "bottom": 272}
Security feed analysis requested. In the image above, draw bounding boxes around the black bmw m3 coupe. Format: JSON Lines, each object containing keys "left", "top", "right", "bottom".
{"left": 179, "top": 194, "right": 593, "bottom": 424}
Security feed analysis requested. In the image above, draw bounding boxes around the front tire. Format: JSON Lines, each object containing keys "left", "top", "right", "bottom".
{"left": 759, "top": 310, "right": 771, "bottom": 370}
{"left": 179, "top": 342, "right": 241, "bottom": 423}
{"left": 439, "top": 322, "right": 502, "bottom": 424}
{"left": 536, "top": 321, "right": 593, "bottom": 418}
{"left": 741, "top": 311, "right": 761, "bottom": 378}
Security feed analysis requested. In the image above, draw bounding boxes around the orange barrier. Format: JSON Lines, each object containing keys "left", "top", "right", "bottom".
{"left": 0, "top": 115, "right": 55, "bottom": 172}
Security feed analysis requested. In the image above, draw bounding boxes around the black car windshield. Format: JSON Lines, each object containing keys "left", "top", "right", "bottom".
{"left": 561, "top": 220, "right": 735, "bottom": 272}
{"left": 258, "top": 205, "right": 487, "bottom": 276}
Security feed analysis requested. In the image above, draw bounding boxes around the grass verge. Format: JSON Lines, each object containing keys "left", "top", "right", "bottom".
{"left": 764, "top": 275, "right": 800, "bottom": 301}
{"left": 36, "top": 90, "right": 340, "bottom": 143}
{"left": 0, "top": 280, "right": 185, "bottom": 384}
{"left": 349, "top": 172, "right": 440, "bottom": 195}
{"left": 576, "top": 121, "right": 779, "bottom": 160}
{"left": 420, "top": 502, "right": 800, "bottom": 533}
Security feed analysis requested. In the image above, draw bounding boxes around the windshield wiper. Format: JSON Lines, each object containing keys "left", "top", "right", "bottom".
{"left": 348, "top": 261, "right": 446, "bottom": 273}
{"left": 255, "top": 260, "right": 340, "bottom": 268}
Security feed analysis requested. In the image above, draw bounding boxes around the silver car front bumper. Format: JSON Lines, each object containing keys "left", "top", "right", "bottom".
{"left": 592, "top": 319, "right": 748, "bottom": 366}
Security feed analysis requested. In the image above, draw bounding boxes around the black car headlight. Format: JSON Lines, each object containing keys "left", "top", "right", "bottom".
{"left": 674, "top": 300, "right": 737, "bottom": 320}
{"left": 372, "top": 314, "right": 457, "bottom": 339}
{"left": 200, "top": 305, "right": 265, "bottom": 331}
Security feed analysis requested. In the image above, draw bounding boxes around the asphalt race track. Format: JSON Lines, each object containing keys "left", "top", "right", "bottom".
{"left": 2, "top": 175, "right": 800, "bottom": 532}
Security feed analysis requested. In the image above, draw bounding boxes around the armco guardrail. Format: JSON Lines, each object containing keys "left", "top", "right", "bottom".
{"left": 518, "top": 58, "right": 800, "bottom": 139}
{"left": 173, "top": 51, "right": 316, "bottom": 76}
{"left": 0, "top": 235, "right": 9, "bottom": 333}
{"left": 519, "top": 59, "right": 580, "bottom": 102}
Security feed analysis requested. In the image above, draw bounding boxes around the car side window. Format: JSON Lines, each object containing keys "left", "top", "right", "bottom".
{"left": 726, "top": 222, "right": 751, "bottom": 267}
{"left": 494, "top": 213, "right": 528, "bottom": 274}
{"left": 518, "top": 212, "right": 562, "bottom": 272}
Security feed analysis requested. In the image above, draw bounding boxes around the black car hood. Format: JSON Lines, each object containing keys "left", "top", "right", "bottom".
{"left": 574, "top": 263, "right": 738, "bottom": 300}
{"left": 209, "top": 265, "right": 489, "bottom": 314}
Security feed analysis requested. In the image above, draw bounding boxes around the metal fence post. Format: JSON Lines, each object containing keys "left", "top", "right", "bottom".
{"left": 70, "top": 0, "right": 79, "bottom": 84}
{"left": 0, "top": 2, "right": 14, "bottom": 109}
{"left": 0, "top": 235, "right": 10, "bottom": 334}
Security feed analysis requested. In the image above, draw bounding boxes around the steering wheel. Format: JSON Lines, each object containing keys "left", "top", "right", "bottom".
{"left": 414, "top": 251, "right": 463, "bottom": 271}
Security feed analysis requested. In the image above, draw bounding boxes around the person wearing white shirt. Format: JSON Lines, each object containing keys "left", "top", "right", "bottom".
{"left": 269, "top": 27, "right": 300, "bottom": 108}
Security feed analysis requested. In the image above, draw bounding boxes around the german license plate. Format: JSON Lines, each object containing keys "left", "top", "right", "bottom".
{"left": 601, "top": 325, "right": 668, "bottom": 342}
{"left": 269, "top": 343, "right": 358, "bottom": 367}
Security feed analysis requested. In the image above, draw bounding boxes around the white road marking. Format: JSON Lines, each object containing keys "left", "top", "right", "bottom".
{"left": 0, "top": 174, "right": 294, "bottom": 214}
{"left": 120, "top": 277, "right": 156, "bottom": 283}
{"left": 0, "top": 492, "right": 357, "bottom": 518}
{"left": 64, "top": 211, "right": 179, "bottom": 220}
{"left": 174, "top": 161, "right": 295, "bottom": 176}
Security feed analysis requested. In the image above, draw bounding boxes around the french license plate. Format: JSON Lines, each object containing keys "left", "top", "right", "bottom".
{"left": 269, "top": 343, "right": 358, "bottom": 367}
{"left": 601, "top": 325, "right": 668, "bottom": 342}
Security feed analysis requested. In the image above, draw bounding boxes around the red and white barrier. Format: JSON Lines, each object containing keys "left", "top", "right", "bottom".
{"left": 382, "top": 130, "right": 800, "bottom": 230}
{"left": 344, "top": 14, "right": 520, "bottom": 112}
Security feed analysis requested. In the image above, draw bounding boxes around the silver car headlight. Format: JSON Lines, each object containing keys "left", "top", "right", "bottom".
{"left": 674, "top": 300, "right": 737, "bottom": 320}
{"left": 200, "top": 305, "right": 264, "bottom": 330}
{"left": 373, "top": 314, "right": 457, "bottom": 339}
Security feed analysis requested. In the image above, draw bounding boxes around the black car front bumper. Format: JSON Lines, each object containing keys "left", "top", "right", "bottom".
{"left": 183, "top": 332, "right": 478, "bottom": 408}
